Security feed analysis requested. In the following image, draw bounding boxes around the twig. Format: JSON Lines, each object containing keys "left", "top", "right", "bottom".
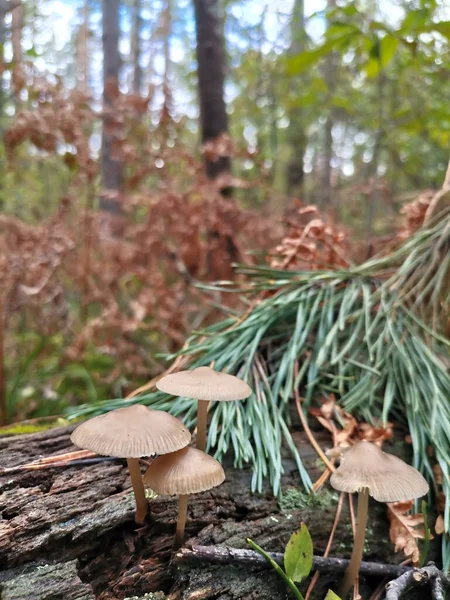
{"left": 175, "top": 545, "right": 412, "bottom": 579}
{"left": 294, "top": 361, "right": 335, "bottom": 473}
{"left": 305, "top": 491, "right": 345, "bottom": 600}
{"left": 369, "top": 559, "right": 411, "bottom": 600}
{"left": 0, "top": 455, "right": 120, "bottom": 474}
{"left": 125, "top": 351, "right": 192, "bottom": 399}
{"left": 424, "top": 158, "right": 450, "bottom": 223}
{"left": 385, "top": 564, "right": 450, "bottom": 599}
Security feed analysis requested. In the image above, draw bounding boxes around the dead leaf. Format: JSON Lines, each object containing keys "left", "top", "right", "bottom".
{"left": 387, "top": 501, "right": 431, "bottom": 565}
{"left": 435, "top": 515, "right": 444, "bottom": 535}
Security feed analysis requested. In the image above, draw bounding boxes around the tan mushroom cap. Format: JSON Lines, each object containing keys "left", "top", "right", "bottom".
{"left": 70, "top": 404, "right": 191, "bottom": 458}
{"left": 330, "top": 441, "right": 429, "bottom": 502}
{"left": 143, "top": 446, "right": 225, "bottom": 495}
{"left": 156, "top": 366, "right": 252, "bottom": 401}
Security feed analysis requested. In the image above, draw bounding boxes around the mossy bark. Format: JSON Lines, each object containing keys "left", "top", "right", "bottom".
{"left": 0, "top": 426, "right": 405, "bottom": 600}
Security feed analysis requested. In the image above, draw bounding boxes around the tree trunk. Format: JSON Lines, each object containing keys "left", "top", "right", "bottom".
{"left": 0, "top": 0, "right": 7, "bottom": 122}
{"left": 161, "top": 0, "right": 171, "bottom": 121}
{"left": 130, "top": 0, "right": 142, "bottom": 94}
{"left": 0, "top": 425, "right": 404, "bottom": 600}
{"left": 11, "top": 1, "right": 23, "bottom": 69}
{"left": 318, "top": 0, "right": 338, "bottom": 209}
{"left": 192, "top": 0, "right": 231, "bottom": 182}
{"left": 76, "top": 0, "right": 90, "bottom": 92}
{"left": 285, "top": 0, "right": 307, "bottom": 198}
{"left": 100, "top": 0, "right": 123, "bottom": 215}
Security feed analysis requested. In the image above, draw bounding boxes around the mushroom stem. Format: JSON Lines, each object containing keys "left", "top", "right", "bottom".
{"left": 196, "top": 399, "right": 209, "bottom": 452}
{"left": 339, "top": 488, "right": 369, "bottom": 598}
{"left": 126, "top": 458, "right": 148, "bottom": 525}
{"left": 174, "top": 494, "right": 189, "bottom": 549}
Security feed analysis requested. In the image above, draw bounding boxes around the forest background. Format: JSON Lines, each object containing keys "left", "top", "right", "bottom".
{"left": 1, "top": 0, "right": 450, "bottom": 427}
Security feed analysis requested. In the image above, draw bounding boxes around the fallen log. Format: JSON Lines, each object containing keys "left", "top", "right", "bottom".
{"left": 0, "top": 425, "right": 419, "bottom": 599}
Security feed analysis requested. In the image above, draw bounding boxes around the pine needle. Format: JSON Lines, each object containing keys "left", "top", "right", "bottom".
{"left": 67, "top": 207, "right": 450, "bottom": 565}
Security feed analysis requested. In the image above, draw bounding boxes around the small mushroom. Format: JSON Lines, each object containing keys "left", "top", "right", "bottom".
{"left": 156, "top": 366, "right": 251, "bottom": 452}
{"left": 330, "top": 440, "right": 429, "bottom": 597}
{"left": 70, "top": 404, "right": 191, "bottom": 525}
{"left": 143, "top": 445, "right": 225, "bottom": 548}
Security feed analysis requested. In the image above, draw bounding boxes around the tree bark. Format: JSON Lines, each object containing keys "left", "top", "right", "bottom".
{"left": 193, "top": 0, "right": 231, "bottom": 181}
{"left": 286, "top": 0, "right": 307, "bottom": 197}
{"left": 11, "top": 1, "right": 23, "bottom": 64}
{"left": 161, "top": 0, "right": 171, "bottom": 121}
{"left": 130, "top": 0, "right": 142, "bottom": 94}
{"left": 0, "top": 425, "right": 404, "bottom": 600}
{"left": 318, "top": 0, "right": 338, "bottom": 209}
{"left": 100, "top": 0, "right": 123, "bottom": 214}
{"left": 76, "top": 0, "right": 90, "bottom": 92}
{"left": 0, "top": 0, "right": 7, "bottom": 120}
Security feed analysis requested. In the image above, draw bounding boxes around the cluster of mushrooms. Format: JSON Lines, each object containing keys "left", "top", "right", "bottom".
{"left": 70, "top": 366, "right": 251, "bottom": 547}
{"left": 71, "top": 365, "right": 430, "bottom": 595}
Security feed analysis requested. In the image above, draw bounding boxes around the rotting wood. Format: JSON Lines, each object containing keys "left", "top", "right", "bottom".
{"left": 0, "top": 559, "right": 95, "bottom": 600}
{"left": 0, "top": 425, "right": 410, "bottom": 599}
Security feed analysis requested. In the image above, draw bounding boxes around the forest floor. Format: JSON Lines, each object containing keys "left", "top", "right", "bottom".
{"left": 0, "top": 426, "right": 413, "bottom": 600}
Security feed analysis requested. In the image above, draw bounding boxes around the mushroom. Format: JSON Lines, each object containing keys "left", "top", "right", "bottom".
{"left": 330, "top": 440, "right": 429, "bottom": 597}
{"left": 70, "top": 404, "right": 191, "bottom": 525}
{"left": 156, "top": 366, "right": 251, "bottom": 452}
{"left": 143, "top": 445, "right": 225, "bottom": 548}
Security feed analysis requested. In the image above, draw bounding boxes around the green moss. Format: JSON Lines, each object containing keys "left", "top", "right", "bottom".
{"left": 279, "top": 487, "right": 339, "bottom": 512}
{"left": 0, "top": 418, "right": 70, "bottom": 436}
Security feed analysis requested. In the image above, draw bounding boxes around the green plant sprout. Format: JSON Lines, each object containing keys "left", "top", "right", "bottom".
{"left": 247, "top": 523, "right": 342, "bottom": 600}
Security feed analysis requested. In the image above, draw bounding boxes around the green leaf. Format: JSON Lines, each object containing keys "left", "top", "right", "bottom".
{"left": 365, "top": 57, "right": 380, "bottom": 78}
{"left": 284, "top": 523, "right": 313, "bottom": 583}
{"left": 400, "top": 8, "right": 429, "bottom": 35}
{"left": 434, "top": 21, "right": 450, "bottom": 40}
{"left": 287, "top": 42, "right": 335, "bottom": 75}
{"left": 324, "top": 591, "right": 343, "bottom": 600}
{"left": 380, "top": 34, "right": 399, "bottom": 68}
{"left": 25, "top": 47, "right": 39, "bottom": 58}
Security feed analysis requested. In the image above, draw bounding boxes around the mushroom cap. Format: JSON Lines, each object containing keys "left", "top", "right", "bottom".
{"left": 330, "top": 441, "right": 429, "bottom": 502}
{"left": 143, "top": 446, "right": 225, "bottom": 495}
{"left": 70, "top": 404, "right": 191, "bottom": 458}
{"left": 156, "top": 366, "right": 252, "bottom": 401}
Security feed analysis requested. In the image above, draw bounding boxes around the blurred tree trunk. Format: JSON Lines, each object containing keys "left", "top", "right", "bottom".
{"left": 193, "top": 0, "right": 231, "bottom": 185}
{"left": 131, "top": 0, "right": 142, "bottom": 94}
{"left": 11, "top": 2, "right": 23, "bottom": 61}
{"left": 285, "top": 0, "right": 307, "bottom": 198}
{"left": 318, "top": 0, "right": 337, "bottom": 208}
{"left": 100, "top": 0, "right": 123, "bottom": 214}
{"left": 0, "top": 0, "right": 7, "bottom": 122}
{"left": 161, "top": 0, "right": 172, "bottom": 121}
{"left": 76, "top": 0, "right": 90, "bottom": 92}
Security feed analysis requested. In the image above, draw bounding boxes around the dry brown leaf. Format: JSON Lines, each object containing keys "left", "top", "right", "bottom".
{"left": 435, "top": 515, "right": 444, "bottom": 535}
{"left": 387, "top": 501, "right": 431, "bottom": 565}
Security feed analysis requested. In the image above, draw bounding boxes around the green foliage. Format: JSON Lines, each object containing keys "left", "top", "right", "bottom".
{"left": 248, "top": 524, "right": 341, "bottom": 599}
{"left": 419, "top": 500, "right": 431, "bottom": 567}
{"left": 324, "top": 591, "right": 342, "bottom": 600}
{"left": 284, "top": 524, "right": 313, "bottom": 583}
{"left": 247, "top": 535, "right": 305, "bottom": 600}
